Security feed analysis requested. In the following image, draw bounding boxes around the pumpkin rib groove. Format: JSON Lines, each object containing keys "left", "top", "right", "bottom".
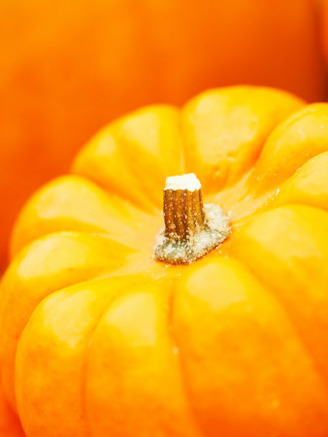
{"left": 229, "top": 167, "right": 328, "bottom": 229}
{"left": 10, "top": 230, "right": 135, "bottom": 267}
{"left": 83, "top": 306, "right": 114, "bottom": 437}
{"left": 118, "top": 144, "right": 163, "bottom": 209}
{"left": 83, "top": 276, "right": 165, "bottom": 436}
{"left": 11, "top": 175, "right": 155, "bottom": 257}
{"left": 15, "top": 277, "right": 135, "bottom": 437}
{"left": 227, "top": 149, "right": 328, "bottom": 225}
{"left": 82, "top": 277, "right": 207, "bottom": 437}
{"left": 63, "top": 284, "right": 116, "bottom": 437}
{"left": 1, "top": 228, "right": 133, "bottom": 333}
{"left": 229, "top": 209, "right": 328, "bottom": 396}
{"left": 115, "top": 107, "right": 185, "bottom": 209}
{"left": 16, "top": 274, "right": 155, "bottom": 436}
{"left": 96, "top": 128, "right": 160, "bottom": 211}
{"left": 176, "top": 255, "right": 328, "bottom": 434}
{"left": 262, "top": 153, "right": 328, "bottom": 208}
{"left": 72, "top": 129, "right": 157, "bottom": 213}
{"left": 250, "top": 104, "right": 328, "bottom": 194}
{"left": 180, "top": 87, "right": 304, "bottom": 193}
{"left": 81, "top": 276, "right": 155, "bottom": 437}
{"left": 73, "top": 106, "right": 186, "bottom": 212}
{"left": 236, "top": 258, "right": 328, "bottom": 396}
{"left": 3, "top": 270, "right": 129, "bottom": 411}
{"left": 266, "top": 202, "right": 328, "bottom": 215}
{"left": 165, "top": 282, "right": 207, "bottom": 437}
{"left": 81, "top": 279, "right": 139, "bottom": 437}
{"left": 0, "top": 375, "right": 24, "bottom": 437}
{"left": 226, "top": 149, "right": 326, "bottom": 224}
{"left": 85, "top": 291, "right": 138, "bottom": 436}
{"left": 267, "top": 152, "right": 328, "bottom": 213}
{"left": 226, "top": 101, "right": 302, "bottom": 189}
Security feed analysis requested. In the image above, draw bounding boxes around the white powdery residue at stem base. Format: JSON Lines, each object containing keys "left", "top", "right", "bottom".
{"left": 154, "top": 204, "right": 230, "bottom": 264}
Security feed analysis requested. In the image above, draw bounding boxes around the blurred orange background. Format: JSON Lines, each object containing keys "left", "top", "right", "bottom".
{"left": 0, "top": 0, "right": 325, "bottom": 271}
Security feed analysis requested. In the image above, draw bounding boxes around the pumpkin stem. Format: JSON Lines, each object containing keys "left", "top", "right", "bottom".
{"left": 154, "top": 173, "right": 230, "bottom": 264}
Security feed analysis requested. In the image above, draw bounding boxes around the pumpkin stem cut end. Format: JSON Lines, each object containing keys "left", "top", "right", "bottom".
{"left": 154, "top": 173, "right": 230, "bottom": 264}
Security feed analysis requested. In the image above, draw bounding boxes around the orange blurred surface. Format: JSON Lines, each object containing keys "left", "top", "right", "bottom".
{"left": 321, "top": 0, "right": 328, "bottom": 69}
{"left": 0, "top": 0, "right": 324, "bottom": 269}
{"left": 0, "top": 377, "right": 24, "bottom": 437}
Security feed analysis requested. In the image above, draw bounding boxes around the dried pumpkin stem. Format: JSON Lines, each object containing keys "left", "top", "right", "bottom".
{"left": 164, "top": 188, "right": 205, "bottom": 240}
{"left": 154, "top": 173, "right": 230, "bottom": 264}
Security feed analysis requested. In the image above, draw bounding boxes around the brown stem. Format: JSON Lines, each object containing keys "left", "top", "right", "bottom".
{"left": 164, "top": 188, "right": 205, "bottom": 240}
{"left": 154, "top": 174, "right": 230, "bottom": 265}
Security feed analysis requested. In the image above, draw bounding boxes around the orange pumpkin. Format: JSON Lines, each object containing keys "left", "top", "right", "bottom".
{"left": 0, "top": 377, "right": 24, "bottom": 437}
{"left": 0, "top": 0, "right": 324, "bottom": 270}
{"left": 2, "top": 86, "right": 328, "bottom": 436}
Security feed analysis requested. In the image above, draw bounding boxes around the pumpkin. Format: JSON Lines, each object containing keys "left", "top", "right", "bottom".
{"left": 0, "top": 377, "right": 24, "bottom": 437}
{"left": 0, "top": 0, "right": 324, "bottom": 271}
{"left": 2, "top": 86, "right": 328, "bottom": 436}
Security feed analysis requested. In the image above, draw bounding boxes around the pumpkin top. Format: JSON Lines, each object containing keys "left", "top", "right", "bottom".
{"left": 2, "top": 86, "right": 328, "bottom": 437}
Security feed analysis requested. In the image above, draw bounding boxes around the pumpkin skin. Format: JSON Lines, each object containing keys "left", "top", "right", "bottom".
{"left": 2, "top": 86, "right": 328, "bottom": 436}
{"left": 0, "top": 0, "right": 324, "bottom": 271}
{"left": 0, "top": 377, "right": 24, "bottom": 437}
